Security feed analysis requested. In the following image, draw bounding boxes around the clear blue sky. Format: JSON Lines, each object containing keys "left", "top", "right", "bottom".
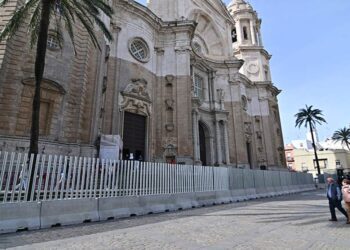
{"left": 136, "top": 0, "right": 350, "bottom": 144}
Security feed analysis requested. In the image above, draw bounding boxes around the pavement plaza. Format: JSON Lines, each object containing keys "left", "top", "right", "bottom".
{"left": 0, "top": 190, "right": 349, "bottom": 250}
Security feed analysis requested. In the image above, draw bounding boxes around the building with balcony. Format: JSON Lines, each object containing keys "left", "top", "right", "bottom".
{"left": 286, "top": 137, "right": 350, "bottom": 177}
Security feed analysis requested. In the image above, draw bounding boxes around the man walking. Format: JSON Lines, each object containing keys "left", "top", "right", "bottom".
{"left": 326, "top": 177, "right": 348, "bottom": 222}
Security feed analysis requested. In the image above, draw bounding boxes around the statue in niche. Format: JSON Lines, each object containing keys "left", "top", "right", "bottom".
{"left": 244, "top": 122, "right": 252, "bottom": 134}
{"left": 217, "top": 89, "right": 225, "bottom": 102}
{"left": 165, "top": 99, "right": 174, "bottom": 110}
{"left": 217, "top": 88, "right": 225, "bottom": 110}
{"left": 256, "top": 131, "right": 262, "bottom": 139}
{"left": 165, "top": 75, "right": 174, "bottom": 86}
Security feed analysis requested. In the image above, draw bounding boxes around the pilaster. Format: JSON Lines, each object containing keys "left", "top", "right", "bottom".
{"left": 249, "top": 20, "right": 256, "bottom": 45}
{"left": 192, "top": 109, "right": 200, "bottom": 162}
{"left": 215, "top": 120, "right": 222, "bottom": 164}
{"left": 223, "top": 121, "right": 230, "bottom": 164}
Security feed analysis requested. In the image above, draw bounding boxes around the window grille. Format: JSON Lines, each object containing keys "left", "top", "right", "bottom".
{"left": 193, "top": 74, "right": 203, "bottom": 99}
{"left": 47, "top": 35, "right": 59, "bottom": 50}
{"left": 129, "top": 38, "right": 149, "bottom": 62}
{"left": 193, "top": 42, "right": 202, "bottom": 54}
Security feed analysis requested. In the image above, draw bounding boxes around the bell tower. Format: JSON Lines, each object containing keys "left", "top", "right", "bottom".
{"left": 228, "top": 0, "right": 271, "bottom": 83}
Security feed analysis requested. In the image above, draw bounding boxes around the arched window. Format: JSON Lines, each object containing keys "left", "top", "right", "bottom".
{"left": 243, "top": 26, "right": 248, "bottom": 40}
{"left": 231, "top": 28, "right": 237, "bottom": 43}
{"left": 193, "top": 74, "right": 203, "bottom": 99}
{"left": 192, "top": 42, "right": 202, "bottom": 54}
{"left": 241, "top": 95, "right": 248, "bottom": 110}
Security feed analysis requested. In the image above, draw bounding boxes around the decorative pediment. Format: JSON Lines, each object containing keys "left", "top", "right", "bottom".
{"left": 119, "top": 97, "right": 151, "bottom": 116}
{"left": 122, "top": 78, "right": 151, "bottom": 102}
{"left": 120, "top": 78, "right": 152, "bottom": 116}
{"left": 22, "top": 78, "right": 66, "bottom": 94}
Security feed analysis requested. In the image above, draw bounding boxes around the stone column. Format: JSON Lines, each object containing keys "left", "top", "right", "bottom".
{"left": 215, "top": 121, "right": 222, "bottom": 164}
{"left": 192, "top": 109, "right": 200, "bottom": 162}
{"left": 155, "top": 47, "right": 165, "bottom": 159}
{"left": 111, "top": 24, "right": 122, "bottom": 134}
{"left": 250, "top": 20, "right": 256, "bottom": 45}
{"left": 209, "top": 136, "right": 215, "bottom": 165}
{"left": 236, "top": 20, "right": 242, "bottom": 44}
{"left": 223, "top": 121, "right": 230, "bottom": 164}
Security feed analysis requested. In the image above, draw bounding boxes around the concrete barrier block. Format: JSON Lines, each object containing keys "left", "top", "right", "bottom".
{"left": 280, "top": 185, "right": 290, "bottom": 194}
{"left": 0, "top": 202, "right": 41, "bottom": 234}
{"left": 195, "top": 191, "right": 217, "bottom": 206}
{"left": 99, "top": 196, "right": 142, "bottom": 220}
{"left": 175, "top": 193, "right": 197, "bottom": 209}
{"left": 139, "top": 195, "right": 177, "bottom": 213}
{"left": 231, "top": 189, "right": 248, "bottom": 201}
{"left": 41, "top": 198, "right": 99, "bottom": 228}
{"left": 244, "top": 188, "right": 257, "bottom": 200}
{"left": 215, "top": 190, "right": 232, "bottom": 204}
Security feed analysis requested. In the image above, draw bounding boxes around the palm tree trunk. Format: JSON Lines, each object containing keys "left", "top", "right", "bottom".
{"left": 27, "top": 0, "right": 52, "bottom": 200}
{"left": 308, "top": 121, "right": 321, "bottom": 175}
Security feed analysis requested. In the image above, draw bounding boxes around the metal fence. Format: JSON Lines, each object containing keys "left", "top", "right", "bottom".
{"left": 0, "top": 151, "right": 229, "bottom": 203}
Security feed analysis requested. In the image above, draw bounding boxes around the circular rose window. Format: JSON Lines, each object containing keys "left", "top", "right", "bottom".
{"left": 129, "top": 38, "right": 150, "bottom": 63}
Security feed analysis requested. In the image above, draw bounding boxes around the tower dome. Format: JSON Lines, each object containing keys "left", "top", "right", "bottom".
{"left": 227, "top": 0, "right": 253, "bottom": 13}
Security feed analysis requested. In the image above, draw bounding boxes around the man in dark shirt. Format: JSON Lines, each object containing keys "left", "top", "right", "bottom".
{"left": 326, "top": 177, "right": 348, "bottom": 222}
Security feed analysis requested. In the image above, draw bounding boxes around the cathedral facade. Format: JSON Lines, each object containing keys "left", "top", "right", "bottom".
{"left": 0, "top": 0, "right": 286, "bottom": 169}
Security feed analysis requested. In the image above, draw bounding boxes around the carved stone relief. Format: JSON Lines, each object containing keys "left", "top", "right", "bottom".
{"left": 163, "top": 137, "right": 177, "bottom": 157}
{"left": 123, "top": 78, "right": 151, "bottom": 101}
{"left": 244, "top": 122, "right": 252, "bottom": 134}
{"left": 164, "top": 75, "right": 175, "bottom": 133}
{"left": 120, "top": 78, "right": 152, "bottom": 116}
{"left": 165, "top": 124, "right": 175, "bottom": 132}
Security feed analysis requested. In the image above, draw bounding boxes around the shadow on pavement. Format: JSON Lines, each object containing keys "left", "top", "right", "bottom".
{"left": 0, "top": 190, "right": 333, "bottom": 248}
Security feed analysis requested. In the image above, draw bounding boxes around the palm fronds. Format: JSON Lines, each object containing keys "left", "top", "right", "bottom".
{"left": 332, "top": 127, "right": 350, "bottom": 150}
{"left": 0, "top": 0, "right": 114, "bottom": 50}
{"left": 295, "top": 105, "right": 327, "bottom": 129}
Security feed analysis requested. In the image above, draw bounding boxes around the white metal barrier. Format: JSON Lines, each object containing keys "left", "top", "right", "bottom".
{"left": 0, "top": 151, "right": 229, "bottom": 203}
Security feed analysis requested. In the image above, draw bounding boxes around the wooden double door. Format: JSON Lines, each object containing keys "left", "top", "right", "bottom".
{"left": 122, "top": 112, "right": 146, "bottom": 161}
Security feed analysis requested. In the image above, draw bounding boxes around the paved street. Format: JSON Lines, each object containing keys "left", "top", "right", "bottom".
{"left": 0, "top": 190, "right": 349, "bottom": 250}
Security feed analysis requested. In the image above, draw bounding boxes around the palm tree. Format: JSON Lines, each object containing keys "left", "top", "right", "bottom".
{"left": 332, "top": 127, "right": 350, "bottom": 150}
{"left": 295, "top": 105, "right": 326, "bottom": 175}
{"left": 0, "top": 0, "right": 113, "bottom": 198}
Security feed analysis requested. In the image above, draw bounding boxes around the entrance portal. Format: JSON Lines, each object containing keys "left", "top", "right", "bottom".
{"left": 198, "top": 122, "right": 208, "bottom": 166}
{"left": 123, "top": 112, "right": 146, "bottom": 161}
